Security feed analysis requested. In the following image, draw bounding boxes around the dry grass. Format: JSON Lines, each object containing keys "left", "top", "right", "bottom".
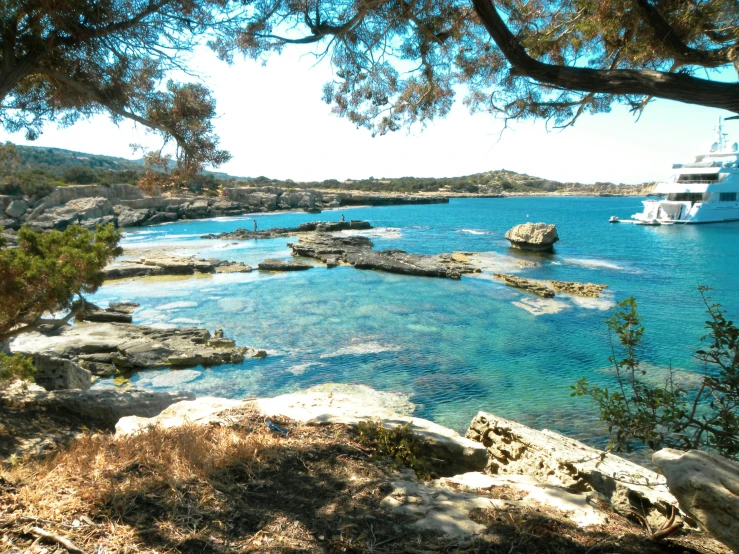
{"left": 0, "top": 408, "right": 732, "bottom": 554}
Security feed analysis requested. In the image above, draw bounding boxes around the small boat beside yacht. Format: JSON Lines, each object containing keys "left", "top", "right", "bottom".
{"left": 631, "top": 118, "right": 739, "bottom": 225}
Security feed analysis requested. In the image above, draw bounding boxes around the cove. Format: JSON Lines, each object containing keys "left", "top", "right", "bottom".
{"left": 89, "top": 196, "right": 739, "bottom": 445}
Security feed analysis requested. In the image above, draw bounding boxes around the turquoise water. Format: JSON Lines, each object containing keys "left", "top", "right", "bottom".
{"left": 90, "top": 198, "right": 739, "bottom": 442}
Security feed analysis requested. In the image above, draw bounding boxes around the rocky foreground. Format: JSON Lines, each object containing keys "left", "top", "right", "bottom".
{"left": 1, "top": 384, "right": 735, "bottom": 554}
{"left": 289, "top": 233, "right": 480, "bottom": 279}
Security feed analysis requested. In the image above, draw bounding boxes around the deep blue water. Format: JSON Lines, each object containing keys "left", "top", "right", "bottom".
{"left": 89, "top": 197, "right": 739, "bottom": 442}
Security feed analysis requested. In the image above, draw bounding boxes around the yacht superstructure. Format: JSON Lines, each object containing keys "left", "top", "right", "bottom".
{"left": 632, "top": 118, "right": 739, "bottom": 224}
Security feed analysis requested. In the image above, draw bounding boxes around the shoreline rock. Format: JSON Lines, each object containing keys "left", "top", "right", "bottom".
{"left": 1, "top": 183, "right": 445, "bottom": 231}
{"left": 466, "top": 411, "right": 677, "bottom": 527}
{"left": 201, "top": 219, "right": 372, "bottom": 240}
{"left": 10, "top": 321, "right": 259, "bottom": 373}
{"left": 103, "top": 255, "right": 252, "bottom": 280}
{"left": 0, "top": 380, "right": 194, "bottom": 427}
{"left": 654, "top": 449, "right": 739, "bottom": 552}
{"left": 289, "top": 234, "right": 480, "bottom": 279}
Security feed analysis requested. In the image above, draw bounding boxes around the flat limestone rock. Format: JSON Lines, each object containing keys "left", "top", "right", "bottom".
{"left": 103, "top": 256, "right": 252, "bottom": 280}
{"left": 289, "top": 234, "right": 480, "bottom": 280}
{"left": 380, "top": 470, "right": 607, "bottom": 536}
{"left": 116, "top": 396, "right": 247, "bottom": 435}
{"left": 654, "top": 449, "right": 739, "bottom": 553}
{"left": 467, "top": 411, "right": 678, "bottom": 526}
{"left": 117, "top": 383, "right": 486, "bottom": 476}
{"left": 255, "top": 385, "right": 487, "bottom": 475}
{"left": 0, "top": 381, "right": 194, "bottom": 426}
{"left": 11, "top": 322, "right": 249, "bottom": 372}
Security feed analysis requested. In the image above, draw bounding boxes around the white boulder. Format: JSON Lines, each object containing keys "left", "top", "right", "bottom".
{"left": 654, "top": 448, "right": 739, "bottom": 553}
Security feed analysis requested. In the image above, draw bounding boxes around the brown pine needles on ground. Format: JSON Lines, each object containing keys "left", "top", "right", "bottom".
{"left": 0, "top": 407, "right": 732, "bottom": 554}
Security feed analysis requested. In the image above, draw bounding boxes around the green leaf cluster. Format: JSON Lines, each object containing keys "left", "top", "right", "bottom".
{"left": 0, "top": 224, "right": 122, "bottom": 341}
{"left": 573, "top": 288, "right": 739, "bottom": 459}
{"left": 354, "top": 420, "right": 438, "bottom": 480}
{"left": 0, "top": 353, "right": 35, "bottom": 387}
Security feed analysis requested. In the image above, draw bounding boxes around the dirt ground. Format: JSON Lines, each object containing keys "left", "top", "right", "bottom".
{"left": 0, "top": 407, "right": 731, "bottom": 554}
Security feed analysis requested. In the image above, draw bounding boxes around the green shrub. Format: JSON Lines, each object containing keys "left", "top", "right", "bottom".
{"left": 63, "top": 166, "right": 97, "bottom": 184}
{"left": 0, "top": 353, "right": 35, "bottom": 385}
{"left": 573, "top": 287, "right": 739, "bottom": 460}
{"left": 354, "top": 420, "right": 438, "bottom": 480}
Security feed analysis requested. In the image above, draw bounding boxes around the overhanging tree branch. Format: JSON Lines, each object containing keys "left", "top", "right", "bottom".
{"left": 633, "top": 0, "right": 736, "bottom": 71}
{"left": 472, "top": 0, "right": 739, "bottom": 114}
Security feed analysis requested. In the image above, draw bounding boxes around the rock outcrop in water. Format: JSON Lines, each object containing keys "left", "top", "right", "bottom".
{"left": 505, "top": 222, "right": 559, "bottom": 252}
{"left": 493, "top": 274, "right": 555, "bottom": 297}
{"left": 257, "top": 259, "right": 313, "bottom": 271}
{"left": 11, "top": 321, "right": 258, "bottom": 373}
{"left": 103, "top": 256, "right": 252, "bottom": 280}
{"left": 288, "top": 234, "right": 479, "bottom": 279}
{"left": 201, "top": 220, "right": 371, "bottom": 240}
{"left": 493, "top": 274, "right": 608, "bottom": 299}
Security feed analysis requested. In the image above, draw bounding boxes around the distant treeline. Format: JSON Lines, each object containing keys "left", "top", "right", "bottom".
{"left": 2, "top": 144, "right": 646, "bottom": 197}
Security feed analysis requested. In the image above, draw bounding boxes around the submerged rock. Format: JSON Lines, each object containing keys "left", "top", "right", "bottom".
{"left": 493, "top": 274, "right": 555, "bottom": 297}
{"left": 654, "top": 449, "right": 739, "bottom": 552}
{"left": 494, "top": 274, "right": 608, "bottom": 299}
{"left": 549, "top": 280, "right": 608, "bottom": 298}
{"left": 289, "top": 234, "right": 479, "bottom": 279}
{"left": 257, "top": 259, "right": 313, "bottom": 271}
{"left": 505, "top": 222, "right": 559, "bottom": 252}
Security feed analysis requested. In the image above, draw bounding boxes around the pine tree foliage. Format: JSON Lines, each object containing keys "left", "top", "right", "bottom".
{"left": 0, "top": 224, "right": 122, "bottom": 342}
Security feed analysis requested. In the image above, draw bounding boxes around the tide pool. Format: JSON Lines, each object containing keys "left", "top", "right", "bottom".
{"left": 90, "top": 197, "right": 739, "bottom": 444}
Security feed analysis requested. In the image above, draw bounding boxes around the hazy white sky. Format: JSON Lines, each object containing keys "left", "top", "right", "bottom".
{"left": 1, "top": 45, "right": 736, "bottom": 184}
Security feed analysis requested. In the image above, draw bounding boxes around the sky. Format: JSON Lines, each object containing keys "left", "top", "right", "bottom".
{"left": 1, "top": 45, "right": 736, "bottom": 185}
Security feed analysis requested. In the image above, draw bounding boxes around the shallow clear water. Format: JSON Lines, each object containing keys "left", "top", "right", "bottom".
{"left": 90, "top": 198, "right": 739, "bottom": 443}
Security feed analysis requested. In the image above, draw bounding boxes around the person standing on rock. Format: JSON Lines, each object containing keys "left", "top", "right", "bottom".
{"left": 340, "top": 214, "right": 345, "bottom": 222}
{"left": 253, "top": 220, "right": 257, "bottom": 232}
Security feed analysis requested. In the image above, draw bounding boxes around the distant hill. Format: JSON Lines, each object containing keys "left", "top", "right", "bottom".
{"left": 7, "top": 145, "right": 652, "bottom": 196}
{"left": 14, "top": 145, "right": 236, "bottom": 180}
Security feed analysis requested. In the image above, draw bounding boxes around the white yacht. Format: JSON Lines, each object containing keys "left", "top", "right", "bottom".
{"left": 632, "top": 118, "right": 739, "bottom": 224}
